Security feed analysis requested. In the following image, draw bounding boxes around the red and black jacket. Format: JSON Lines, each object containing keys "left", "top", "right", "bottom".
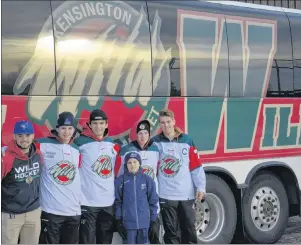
{"left": 1, "top": 140, "right": 43, "bottom": 214}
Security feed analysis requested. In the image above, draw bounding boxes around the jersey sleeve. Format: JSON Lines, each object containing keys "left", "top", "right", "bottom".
{"left": 113, "top": 144, "right": 121, "bottom": 177}
{"left": 189, "top": 141, "right": 206, "bottom": 193}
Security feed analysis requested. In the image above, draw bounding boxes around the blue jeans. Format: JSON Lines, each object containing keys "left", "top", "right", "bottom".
{"left": 126, "top": 228, "right": 149, "bottom": 244}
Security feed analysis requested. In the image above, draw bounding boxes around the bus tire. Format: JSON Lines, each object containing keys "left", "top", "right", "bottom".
{"left": 196, "top": 174, "right": 237, "bottom": 244}
{"left": 242, "top": 171, "right": 289, "bottom": 243}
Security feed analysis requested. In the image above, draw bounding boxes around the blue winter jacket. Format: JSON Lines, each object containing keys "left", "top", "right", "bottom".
{"left": 115, "top": 164, "right": 159, "bottom": 229}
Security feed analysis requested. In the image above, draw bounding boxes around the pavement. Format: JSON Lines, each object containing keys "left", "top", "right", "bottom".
{"left": 112, "top": 216, "right": 301, "bottom": 244}
{"left": 277, "top": 216, "right": 301, "bottom": 244}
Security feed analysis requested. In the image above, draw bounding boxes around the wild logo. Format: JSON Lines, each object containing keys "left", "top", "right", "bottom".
{"left": 92, "top": 155, "right": 112, "bottom": 178}
{"left": 142, "top": 165, "right": 155, "bottom": 179}
{"left": 13, "top": 1, "right": 172, "bottom": 143}
{"left": 160, "top": 155, "right": 181, "bottom": 178}
{"left": 49, "top": 160, "right": 76, "bottom": 185}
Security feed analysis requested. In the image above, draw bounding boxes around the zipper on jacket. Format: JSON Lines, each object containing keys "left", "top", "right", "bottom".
{"left": 134, "top": 175, "right": 139, "bottom": 229}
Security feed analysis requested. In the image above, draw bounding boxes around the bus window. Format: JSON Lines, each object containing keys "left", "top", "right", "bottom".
{"left": 286, "top": 11, "right": 301, "bottom": 97}
{"left": 2, "top": 0, "right": 55, "bottom": 96}
{"left": 50, "top": 0, "right": 152, "bottom": 97}
{"left": 266, "top": 10, "right": 294, "bottom": 97}
{"left": 148, "top": 1, "right": 229, "bottom": 97}
{"left": 223, "top": 4, "right": 293, "bottom": 98}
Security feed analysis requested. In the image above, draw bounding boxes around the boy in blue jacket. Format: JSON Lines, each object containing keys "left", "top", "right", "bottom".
{"left": 115, "top": 152, "right": 159, "bottom": 244}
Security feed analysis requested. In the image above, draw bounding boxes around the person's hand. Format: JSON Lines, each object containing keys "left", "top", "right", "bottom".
{"left": 116, "top": 219, "right": 127, "bottom": 239}
{"left": 149, "top": 220, "right": 157, "bottom": 238}
{"left": 196, "top": 191, "right": 205, "bottom": 201}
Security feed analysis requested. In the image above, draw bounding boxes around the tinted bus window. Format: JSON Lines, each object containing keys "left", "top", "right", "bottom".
{"left": 220, "top": 3, "right": 293, "bottom": 97}
{"left": 50, "top": 0, "right": 152, "bottom": 97}
{"left": 286, "top": 11, "right": 301, "bottom": 97}
{"left": 267, "top": 11, "right": 294, "bottom": 97}
{"left": 2, "top": 1, "right": 55, "bottom": 96}
{"left": 148, "top": 1, "right": 229, "bottom": 97}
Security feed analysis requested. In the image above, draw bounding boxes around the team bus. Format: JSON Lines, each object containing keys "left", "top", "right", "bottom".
{"left": 2, "top": 0, "right": 301, "bottom": 243}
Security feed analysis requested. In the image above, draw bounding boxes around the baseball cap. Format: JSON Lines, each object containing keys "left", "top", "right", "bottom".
{"left": 14, "top": 120, "right": 34, "bottom": 134}
{"left": 90, "top": 109, "right": 108, "bottom": 122}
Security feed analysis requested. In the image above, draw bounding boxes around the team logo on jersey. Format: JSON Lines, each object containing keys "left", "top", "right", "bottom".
{"left": 142, "top": 165, "right": 155, "bottom": 179}
{"left": 160, "top": 156, "right": 181, "bottom": 178}
{"left": 49, "top": 160, "right": 76, "bottom": 185}
{"left": 92, "top": 155, "right": 112, "bottom": 178}
{"left": 13, "top": 1, "right": 171, "bottom": 143}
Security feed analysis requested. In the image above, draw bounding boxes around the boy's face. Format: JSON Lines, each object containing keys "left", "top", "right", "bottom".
{"left": 127, "top": 158, "right": 140, "bottom": 173}
{"left": 137, "top": 130, "right": 149, "bottom": 146}
{"left": 90, "top": 120, "right": 108, "bottom": 137}
{"left": 56, "top": 126, "right": 75, "bottom": 143}
{"left": 159, "top": 116, "right": 175, "bottom": 135}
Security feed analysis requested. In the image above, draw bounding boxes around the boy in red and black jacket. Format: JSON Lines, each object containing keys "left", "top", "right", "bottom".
{"left": 1, "top": 120, "right": 43, "bottom": 244}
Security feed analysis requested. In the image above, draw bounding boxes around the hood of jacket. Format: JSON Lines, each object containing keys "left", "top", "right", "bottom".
{"left": 6, "top": 140, "right": 37, "bottom": 160}
{"left": 131, "top": 139, "right": 154, "bottom": 151}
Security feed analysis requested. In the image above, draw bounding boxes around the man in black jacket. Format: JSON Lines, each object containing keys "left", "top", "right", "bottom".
{"left": 1, "top": 120, "right": 43, "bottom": 244}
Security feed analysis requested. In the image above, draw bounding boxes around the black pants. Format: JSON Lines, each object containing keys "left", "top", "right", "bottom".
{"left": 79, "top": 205, "right": 114, "bottom": 244}
{"left": 149, "top": 214, "right": 162, "bottom": 244}
{"left": 39, "top": 211, "right": 81, "bottom": 244}
{"left": 159, "top": 198, "right": 197, "bottom": 244}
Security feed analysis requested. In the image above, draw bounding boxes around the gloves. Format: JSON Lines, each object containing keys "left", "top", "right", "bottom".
{"left": 149, "top": 220, "right": 157, "bottom": 235}
{"left": 116, "top": 219, "right": 127, "bottom": 239}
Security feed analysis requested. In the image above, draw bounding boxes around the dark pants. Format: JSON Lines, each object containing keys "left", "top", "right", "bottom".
{"left": 159, "top": 198, "right": 197, "bottom": 244}
{"left": 39, "top": 211, "right": 81, "bottom": 244}
{"left": 149, "top": 214, "right": 162, "bottom": 244}
{"left": 79, "top": 205, "right": 114, "bottom": 244}
{"left": 127, "top": 228, "right": 149, "bottom": 244}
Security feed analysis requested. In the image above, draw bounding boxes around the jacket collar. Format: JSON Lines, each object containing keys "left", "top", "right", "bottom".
{"left": 81, "top": 122, "right": 109, "bottom": 142}
{"left": 6, "top": 140, "right": 37, "bottom": 160}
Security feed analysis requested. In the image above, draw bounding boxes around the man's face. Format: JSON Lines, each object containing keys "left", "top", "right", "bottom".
{"left": 56, "top": 126, "right": 75, "bottom": 143}
{"left": 137, "top": 130, "right": 149, "bottom": 146}
{"left": 14, "top": 134, "right": 34, "bottom": 149}
{"left": 89, "top": 120, "right": 108, "bottom": 137}
{"left": 127, "top": 158, "right": 140, "bottom": 173}
{"left": 159, "top": 116, "right": 176, "bottom": 135}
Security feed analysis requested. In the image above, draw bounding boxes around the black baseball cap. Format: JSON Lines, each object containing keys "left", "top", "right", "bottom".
{"left": 90, "top": 109, "right": 108, "bottom": 122}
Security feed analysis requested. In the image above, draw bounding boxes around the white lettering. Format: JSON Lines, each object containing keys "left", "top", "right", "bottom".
{"left": 62, "top": 10, "right": 76, "bottom": 26}
{"left": 105, "top": 3, "right": 113, "bottom": 17}
{"left": 146, "top": 106, "right": 159, "bottom": 127}
{"left": 85, "top": 2, "right": 96, "bottom": 17}
{"left": 114, "top": 7, "right": 122, "bottom": 20}
{"left": 72, "top": 6, "right": 83, "bottom": 21}
{"left": 56, "top": 17, "right": 68, "bottom": 32}
{"left": 95, "top": 2, "right": 105, "bottom": 15}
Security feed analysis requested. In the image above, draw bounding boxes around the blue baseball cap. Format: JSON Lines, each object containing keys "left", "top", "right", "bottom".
{"left": 14, "top": 120, "right": 34, "bottom": 135}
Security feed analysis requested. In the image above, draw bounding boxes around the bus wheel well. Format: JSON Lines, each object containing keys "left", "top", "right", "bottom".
{"left": 251, "top": 166, "right": 300, "bottom": 216}
{"left": 207, "top": 171, "right": 241, "bottom": 207}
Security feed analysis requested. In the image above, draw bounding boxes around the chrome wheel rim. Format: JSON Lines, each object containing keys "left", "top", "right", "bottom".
{"left": 250, "top": 187, "right": 280, "bottom": 231}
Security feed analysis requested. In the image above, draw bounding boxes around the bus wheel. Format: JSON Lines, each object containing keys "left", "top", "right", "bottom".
{"left": 242, "top": 171, "right": 289, "bottom": 243}
{"left": 195, "top": 174, "right": 237, "bottom": 244}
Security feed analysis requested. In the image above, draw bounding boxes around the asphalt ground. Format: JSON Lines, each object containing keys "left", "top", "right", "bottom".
{"left": 277, "top": 216, "right": 301, "bottom": 244}
{"left": 113, "top": 216, "right": 301, "bottom": 244}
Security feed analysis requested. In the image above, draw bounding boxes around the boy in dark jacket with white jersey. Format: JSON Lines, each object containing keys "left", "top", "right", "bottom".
{"left": 115, "top": 152, "right": 159, "bottom": 244}
{"left": 117, "top": 119, "right": 162, "bottom": 244}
